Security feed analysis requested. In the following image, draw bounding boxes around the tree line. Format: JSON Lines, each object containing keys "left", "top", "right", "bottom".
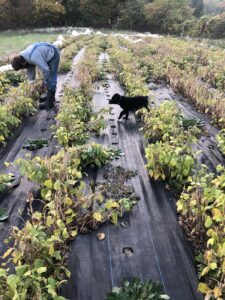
{"left": 1, "top": 0, "right": 225, "bottom": 38}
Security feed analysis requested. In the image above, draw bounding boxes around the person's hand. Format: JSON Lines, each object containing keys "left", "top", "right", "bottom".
{"left": 30, "top": 82, "right": 35, "bottom": 95}
{"left": 41, "top": 81, "right": 46, "bottom": 93}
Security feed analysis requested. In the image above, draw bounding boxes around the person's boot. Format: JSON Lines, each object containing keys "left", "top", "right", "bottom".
{"left": 39, "top": 93, "right": 47, "bottom": 103}
{"left": 39, "top": 91, "right": 55, "bottom": 110}
{"left": 48, "top": 90, "right": 56, "bottom": 109}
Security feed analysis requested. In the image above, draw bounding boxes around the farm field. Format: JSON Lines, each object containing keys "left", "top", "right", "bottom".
{"left": 0, "top": 31, "right": 224, "bottom": 300}
{"left": 0, "top": 33, "right": 61, "bottom": 56}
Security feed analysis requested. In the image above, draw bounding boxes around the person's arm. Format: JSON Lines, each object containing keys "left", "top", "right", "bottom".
{"left": 26, "top": 66, "right": 36, "bottom": 82}
{"left": 26, "top": 66, "right": 36, "bottom": 94}
{"left": 35, "top": 55, "right": 50, "bottom": 82}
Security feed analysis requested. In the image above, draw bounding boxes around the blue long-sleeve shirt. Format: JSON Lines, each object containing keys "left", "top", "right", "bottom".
{"left": 20, "top": 43, "right": 55, "bottom": 82}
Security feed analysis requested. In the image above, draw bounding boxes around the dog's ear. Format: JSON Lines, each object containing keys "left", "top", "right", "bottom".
{"left": 112, "top": 93, "right": 120, "bottom": 100}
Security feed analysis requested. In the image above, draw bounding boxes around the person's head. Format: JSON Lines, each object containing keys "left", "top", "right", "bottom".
{"left": 11, "top": 55, "right": 30, "bottom": 71}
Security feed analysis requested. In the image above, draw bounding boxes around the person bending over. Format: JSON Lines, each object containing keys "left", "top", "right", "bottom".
{"left": 11, "top": 42, "right": 60, "bottom": 110}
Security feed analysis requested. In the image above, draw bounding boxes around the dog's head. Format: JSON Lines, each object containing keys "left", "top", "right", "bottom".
{"left": 109, "top": 93, "right": 121, "bottom": 105}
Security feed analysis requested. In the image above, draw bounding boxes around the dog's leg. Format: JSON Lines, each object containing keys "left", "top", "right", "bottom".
{"left": 118, "top": 110, "right": 126, "bottom": 119}
{"left": 123, "top": 111, "right": 129, "bottom": 120}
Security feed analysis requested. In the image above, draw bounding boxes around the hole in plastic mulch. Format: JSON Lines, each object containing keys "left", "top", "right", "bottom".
{"left": 122, "top": 247, "right": 134, "bottom": 257}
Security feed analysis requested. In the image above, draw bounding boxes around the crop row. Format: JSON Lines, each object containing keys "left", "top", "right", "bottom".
{"left": 59, "top": 35, "right": 91, "bottom": 73}
{"left": 0, "top": 78, "right": 40, "bottom": 144}
{"left": 118, "top": 36, "right": 225, "bottom": 128}
{"left": 107, "top": 36, "right": 225, "bottom": 300}
{"left": 0, "top": 35, "right": 88, "bottom": 146}
{"left": 0, "top": 36, "right": 138, "bottom": 299}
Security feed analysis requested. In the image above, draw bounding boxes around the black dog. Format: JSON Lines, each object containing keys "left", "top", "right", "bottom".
{"left": 109, "top": 93, "right": 148, "bottom": 120}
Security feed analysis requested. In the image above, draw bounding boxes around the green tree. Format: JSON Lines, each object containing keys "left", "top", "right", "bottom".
{"left": 62, "top": 0, "right": 81, "bottom": 26}
{"left": 33, "top": 0, "right": 65, "bottom": 26}
{"left": 0, "top": 0, "right": 34, "bottom": 29}
{"left": 118, "top": 0, "right": 148, "bottom": 31}
{"left": 190, "top": 0, "right": 204, "bottom": 16}
{"left": 79, "top": 0, "right": 120, "bottom": 27}
{"left": 203, "top": 0, "right": 224, "bottom": 15}
{"left": 144, "top": 0, "right": 192, "bottom": 33}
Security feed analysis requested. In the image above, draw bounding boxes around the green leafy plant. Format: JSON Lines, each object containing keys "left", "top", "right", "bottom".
{"left": 106, "top": 278, "right": 170, "bottom": 300}
{"left": 0, "top": 81, "right": 40, "bottom": 144}
{"left": 23, "top": 138, "right": 48, "bottom": 151}
{"left": 118, "top": 35, "right": 225, "bottom": 127}
{"left": 182, "top": 117, "right": 204, "bottom": 130}
{"left": 177, "top": 165, "right": 225, "bottom": 299}
{"left": 0, "top": 148, "right": 139, "bottom": 298}
{"left": 0, "top": 74, "right": 10, "bottom": 100}
{"left": 0, "top": 207, "right": 9, "bottom": 221}
{"left": 0, "top": 173, "right": 16, "bottom": 193}
{"left": 217, "top": 129, "right": 225, "bottom": 155}
{"left": 145, "top": 141, "right": 195, "bottom": 189}
{"left": 79, "top": 142, "right": 123, "bottom": 168}
{"left": 4, "top": 71, "right": 24, "bottom": 86}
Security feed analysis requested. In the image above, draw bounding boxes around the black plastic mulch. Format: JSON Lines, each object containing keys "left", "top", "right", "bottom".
{"left": 61, "top": 54, "right": 205, "bottom": 300}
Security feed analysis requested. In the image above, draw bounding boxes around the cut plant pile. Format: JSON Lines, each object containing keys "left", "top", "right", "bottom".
{"left": 107, "top": 35, "right": 225, "bottom": 299}
{"left": 74, "top": 165, "right": 139, "bottom": 233}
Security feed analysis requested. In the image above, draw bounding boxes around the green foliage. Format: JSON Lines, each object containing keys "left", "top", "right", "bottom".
{"left": 141, "top": 101, "right": 201, "bottom": 143}
{"left": 216, "top": 129, "right": 225, "bottom": 154}
{"left": 108, "top": 36, "right": 198, "bottom": 190}
{"left": 107, "top": 37, "right": 225, "bottom": 298}
{"left": 0, "top": 173, "right": 15, "bottom": 193}
{"left": 33, "top": 0, "right": 65, "bottom": 26}
{"left": 0, "top": 207, "right": 9, "bottom": 221}
{"left": 59, "top": 41, "right": 80, "bottom": 72}
{"left": 56, "top": 44, "right": 106, "bottom": 147}
{"left": 0, "top": 35, "right": 139, "bottom": 300}
{"left": 0, "top": 79, "right": 41, "bottom": 144}
{"left": 79, "top": 142, "right": 122, "bottom": 168}
{"left": 204, "top": 0, "right": 225, "bottom": 15}
{"left": 146, "top": 141, "right": 195, "bottom": 189}
{"left": 2, "top": 147, "right": 138, "bottom": 298}
{"left": 109, "top": 39, "right": 149, "bottom": 96}
{"left": 55, "top": 88, "right": 92, "bottom": 147}
{"left": 106, "top": 278, "right": 170, "bottom": 300}
{"left": 140, "top": 100, "right": 199, "bottom": 189}
{"left": 144, "top": 0, "right": 192, "bottom": 34}
{"left": 23, "top": 138, "right": 49, "bottom": 151}
{"left": 177, "top": 165, "right": 225, "bottom": 299}
{"left": 190, "top": 0, "right": 204, "bottom": 17}
{"left": 118, "top": 0, "right": 148, "bottom": 31}
{"left": 4, "top": 71, "right": 24, "bottom": 86}
{"left": 0, "top": 73, "right": 10, "bottom": 100}
{"left": 182, "top": 117, "right": 204, "bottom": 130}
{"left": 183, "top": 12, "right": 225, "bottom": 38}
{"left": 2, "top": 0, "right": 225, "bottom": 36}
{"left": 79, "top": 0, "right": 120, "bottom": 28}
{"left": 121, "top": 36, "right": 225, "bottom": 127}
